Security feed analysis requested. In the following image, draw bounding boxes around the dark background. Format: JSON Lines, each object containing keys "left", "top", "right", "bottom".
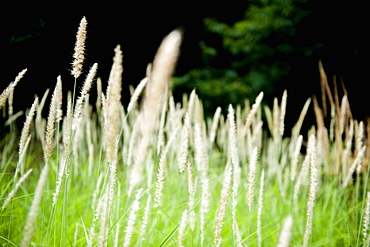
{"left": 1, "top": 2, "right": 369, "bottom": 131}
{"left": 1, "top": 4, "right": 224, "bottom": 113}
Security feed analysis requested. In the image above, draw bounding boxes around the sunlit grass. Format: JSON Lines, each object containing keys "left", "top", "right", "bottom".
{"left": 1, "top": 17, "right": 370, "bottom": 247}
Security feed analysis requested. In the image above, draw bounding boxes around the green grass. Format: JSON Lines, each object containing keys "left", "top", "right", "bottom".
{"left": 1, "top": 18, "right": 369, "bottom": 247}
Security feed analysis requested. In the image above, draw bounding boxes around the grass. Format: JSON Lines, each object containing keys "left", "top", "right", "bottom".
{"left": 1, "top": 17, "right": 370, "bottom": 246}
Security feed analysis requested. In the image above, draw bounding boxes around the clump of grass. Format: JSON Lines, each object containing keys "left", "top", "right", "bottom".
{"left": 1, "top": 17, "right": 370, "bottom": 247}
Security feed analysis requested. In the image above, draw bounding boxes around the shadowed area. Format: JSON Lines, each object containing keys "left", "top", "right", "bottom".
{"left": 1, "top": 2, "right": 369, "bottom": 132}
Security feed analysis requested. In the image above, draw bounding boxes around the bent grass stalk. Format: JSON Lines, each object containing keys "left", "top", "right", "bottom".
{"left": 72, "top": 63, "right": 98, "bottom": 131}
{"left": 2, "top": 169, "right": 33, "bottom": 211}
{"left": 20, "top": 164, "right": 49, "bottom": 247}
{"left": 0, "top": 68, "right": 27, "bottom": 111}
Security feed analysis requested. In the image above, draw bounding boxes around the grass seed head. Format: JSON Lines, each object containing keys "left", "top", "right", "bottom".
{"left": 20, "top": 164, "right": 49, "bottom": 247}
{"left": 44, "top": 81, "right": 59, "bottom": 161}
{"left": 277, "top": 215, "right": 293, "bottom": 247}
{"left": 72, "top": 16, "right": 87, "bottom": 78}
{"left": 105, "top": 46, "right": 123, "bottom": 163}
{"left": 214, "top": 163, "right": 233, "bottom": 246}
{"left": 72, "top": 63, "right": 98, "bottom": 130}
{"left": 19, "top": 97, "right": 39, "bottom": 155}
{"left": 303, "top": 134, "right": 318, "bottom": 247}
{"left": 247, "top": 147, "right": 259, "bottom": 209}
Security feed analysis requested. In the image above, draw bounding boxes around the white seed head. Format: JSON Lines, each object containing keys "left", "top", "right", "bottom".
{"left": 72, "top": 17, "right": 87, "bottom": 78}
{"left": 247, "top": 147, "right": 259, "bottom": 209}
{"left": 277, "top": 215, "right": 293, "bottom": 247}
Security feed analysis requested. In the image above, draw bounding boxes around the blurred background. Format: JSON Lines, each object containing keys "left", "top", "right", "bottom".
{"left": 1, "top": 1, "right": 368, "bottom": 133}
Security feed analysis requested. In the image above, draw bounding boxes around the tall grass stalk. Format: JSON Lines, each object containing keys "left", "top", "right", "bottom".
{"left": 19, "top": 163, "right": 49, "bottom": 247}
{"left": 123, "top": 188, "right": 143, "bottom": 247}
{"left": 1, "top": 169, "right": 33, "bottom": 211}
{"left": 277, "top": 215, "right": 293, "bottom": 247}
{"left": 303, "top": 135, "right": 318, "bottom": 246}
{"left": 213, "top": 163, "right": 233, "bottom": 246}
{"left": 257, "top": 169, "right": 265, "bottom": 247}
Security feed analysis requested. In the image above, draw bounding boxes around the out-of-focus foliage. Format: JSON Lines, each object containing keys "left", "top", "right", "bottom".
{"left": 172, "top": 0, "right": 311, "bottom": 113}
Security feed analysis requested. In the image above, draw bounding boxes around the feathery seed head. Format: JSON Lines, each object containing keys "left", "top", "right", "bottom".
{"left": 105, "top": 46, "right": 123, "bottom": 163}
{"left": 62, "top": 98, "right": 73, "bottom": 178}
{"left": 279, "top": 90, "right": 287, "bottom": 136}
{"left": 141, "top": 30, "right": 182, "bottom": 140}
{"left": 44, "top": 82, "right": 59, "bottom": 161}
{"left": 178, "top": 112, "right": 190, "bottom": 173}
{"left": 194, "top": 123, "right": 208, "bottom": 172}
{"left": 63, "top": 99, "right": 73, "bottom": 147}
{"left": 127, "top": 77, "right": 148, "bottom": 114}
{"left": 214, "top": 164, "right": 233, "bottom": 245}
{"left": 363, "top": 192, "right": 370, "bottom": 241}
{"left": 148, "top": 30, "right": 182, "bottom": 88}
{"left": 200, "top": 174, "right": 210, "bottom": 246}
{"left": 245, "top": 91, "right": 264, "bottom": 131}
{"left": 357, "top": 121, "right": 364, "bottom": 148}
{"left": 97, "top": 190, "right": 110, "bottom": 247}
{"left": 129, "top": 32, "right": 181, "bottom": 189}
{"left": 72, "top": 17, "right": 87, "bottom": 78}
{"left": 123, "top": 188, "right": 143, "bottom": 247}
{"left": 72, "top": 63, "right": 98, "bottom": 130}
{"left": 303, "top": 134, "right": 318, "bottom": 247}
{"left": 277, "top": 215, "right": 293, "bottom": 247}
{"left": 228, "top": 104, "right": 239, "bottom": 169}
{"left": 177, "top": 209, "right": 189, "bottom": 247}
{"left": 210, "top": 107, "right": 222, "bottom": 143}
{"left": 273, "top": 98, "right": 280, "bottom": 140}
{"left": 95, "top": 77, "right": 102, "bottom": 112}
{"left": 343, "top": 145, "right": 366, "bottom": 188}
{"left": 247, "top": 147, "right": 259, "bottom": 209}
{"left": 19, "top": 98, "right": 39, "bottom": 155}
{"left": 229, "top": 104, "right": 242, "bottom": 244}
{"left": 107, "top": 160, "right": 118, "bottom": 210}
{"left": 8, "top": 69, "right": 28, "bottom": 116}
{"left": 153, "top": 151, "right": 166, "bottom": 212}
{"left": 140, "top": 195, "right": 151, "bottom": 240}
{"left": 356, "top": 121, "right": 365, "bottom": 173}
{"left": 20, "top": 164, "right": 49, "bottom": 247}
{"left": 187, "top": 89, "right": 197, "bottom": 119}
{"left": 187, "top": 160, "right": 196, "bottom": 231}
{"left": 55, "top": 76, "right": 63, "bottom": 122}
{"left": 2, "top": 169, "right": 33, "bottom": 211}
{"left": 0, "top": 83, "right": 12, "bottom": 111}
{"left": 257, "top": 169, "right": 265, "bottom": 247}
{"left": 291, "top": 135, "right": 303, "bottom": 181}
{"left": 12, "top": 68, "right": 28, "bottom": 88}
{"left": 0, "top": 69, "right": 27, "bottom": 111}
{"left": 52, "top": 158, "right": 67, "bottom": 207}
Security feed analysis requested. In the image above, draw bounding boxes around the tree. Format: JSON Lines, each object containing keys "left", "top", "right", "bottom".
{"left": 172, "top": 0, "right": 311, "bottom": 113}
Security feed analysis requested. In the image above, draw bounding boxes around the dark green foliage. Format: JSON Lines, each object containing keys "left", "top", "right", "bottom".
{"left": 172, "top": 0, "right": 310, "bottom": 113}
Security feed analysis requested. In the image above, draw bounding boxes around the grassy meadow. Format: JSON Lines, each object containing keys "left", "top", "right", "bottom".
{"left": 1, "top": 17, "right": 370, "bottom": 246}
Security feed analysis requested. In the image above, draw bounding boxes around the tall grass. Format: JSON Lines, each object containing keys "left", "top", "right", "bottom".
{"left": 1, "top": 17, "right": 370, "bottom": 246}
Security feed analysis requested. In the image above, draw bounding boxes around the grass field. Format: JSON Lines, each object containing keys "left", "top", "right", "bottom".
{"left": 1, "top": 17, "right": 370, "bottom": 247}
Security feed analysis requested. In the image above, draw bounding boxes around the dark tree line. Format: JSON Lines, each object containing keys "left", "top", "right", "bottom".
{"left": 173, "top": 0, "right": 369, "bottom": 126}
